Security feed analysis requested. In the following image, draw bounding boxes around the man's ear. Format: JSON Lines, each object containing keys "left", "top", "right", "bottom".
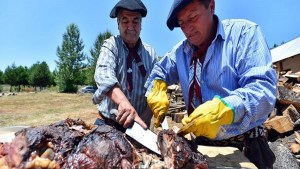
{"left": 209, "top": 0, "right": 215, "bottom": 13}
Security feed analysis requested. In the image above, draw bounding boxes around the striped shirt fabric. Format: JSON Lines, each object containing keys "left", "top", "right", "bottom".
{"left": 93, "top": 35, "right": 158, "bottom": 120}
{"left": 145, "top": 16, "right": 277, "bottom": 140}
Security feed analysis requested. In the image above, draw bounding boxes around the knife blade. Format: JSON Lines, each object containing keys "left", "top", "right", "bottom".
{"left": 110, "top": 109, "right": 161, "bottom": 155}
{"left": 161, "top": 117, "right": 169, "bottom": 130}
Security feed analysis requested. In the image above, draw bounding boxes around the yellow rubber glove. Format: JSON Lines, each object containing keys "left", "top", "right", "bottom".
{"left": 147, "top": 79, "right": 169, "bottom": 128}
{"left": 178, "top": 96, "right": 235, "bottom": 139}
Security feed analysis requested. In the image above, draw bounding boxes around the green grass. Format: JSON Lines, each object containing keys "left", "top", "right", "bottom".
{"left": 0, "top": 91, "right": 98, "bottom": 127}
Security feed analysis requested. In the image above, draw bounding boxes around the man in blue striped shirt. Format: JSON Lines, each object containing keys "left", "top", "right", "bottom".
{"left": 92, "top": 0, "right": 158, "bottom": 132}
{"left": 145, "top": 0, "right": 277, "bottom": 168}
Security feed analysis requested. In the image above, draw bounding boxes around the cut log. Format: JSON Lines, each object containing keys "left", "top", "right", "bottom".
{"left": 277, "top": 86, "right": 300, "bottom": 109}
{"left": 269, "top": 108, "right": 278, "bottom": 119}
{"left": 294, "top": 132, "right": 300, "bottom": 144}
{"left": 264, "top": 116, "right": 294, "bottom": 133}
{"left": 282, "top": 104, "right": 300, "bottom": 122}
{"left": 293, "top": 83, "right": 300, "bottom": 93}
{"left": 290, "top": 143, "right": 300, "bottom": 154}
{"left": 172, "top": 112, "right": 186, "bottom": 123}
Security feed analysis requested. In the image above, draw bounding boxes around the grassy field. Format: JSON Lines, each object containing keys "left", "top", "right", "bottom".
{"left": 0, "top": 91, "right": 98, "bottom": 127}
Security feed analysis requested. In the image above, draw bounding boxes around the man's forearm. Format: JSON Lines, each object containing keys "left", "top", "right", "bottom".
{"left": 106, "top": 85, "right": 129, "bottom": 106}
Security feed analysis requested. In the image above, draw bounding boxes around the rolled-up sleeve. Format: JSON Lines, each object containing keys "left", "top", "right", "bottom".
{"left": 144, "top": 47, "right": 179, "bottom": 96}
{"left": 93, "top": 38, "right": 119, "bottom": 104}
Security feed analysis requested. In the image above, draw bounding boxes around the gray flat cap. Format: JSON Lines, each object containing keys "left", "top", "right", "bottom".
{"left": 110, "top": 0, "right": 147, "bottom": 18}
{"left": 167, "top": 0, "right": 193, "bottom": 30}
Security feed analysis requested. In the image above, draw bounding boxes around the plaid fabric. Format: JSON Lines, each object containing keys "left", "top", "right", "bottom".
{"left": 93, "top": 35, "right": 157, "bottom": 120}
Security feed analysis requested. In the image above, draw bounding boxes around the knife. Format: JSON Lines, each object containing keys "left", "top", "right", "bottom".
{"left": 161, "top": 117, "right": 169, "bottom": 130}
{"left": 110, "top": 109, "right": 161, "bottom": 155}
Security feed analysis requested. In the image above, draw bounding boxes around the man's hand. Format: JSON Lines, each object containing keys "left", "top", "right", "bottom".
{"left": 178, "top": 96, "right": 235, "bottom": 139}
{"left": 106, "top": 86, "right": 147, "bottom": 129}
{"left": 117, "top": 99, "right": 147, "bottom": 129}
{"left": 147, "top": 79, "right": 169, "bottom": 128}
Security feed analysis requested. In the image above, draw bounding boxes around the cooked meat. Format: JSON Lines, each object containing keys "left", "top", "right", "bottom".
{"left": 157, "top": 129, "right": 209, "bottom": 169}
{"left": 65, "top": 124, "right": 140, "bottom": 169}
{"left": 0, "top": 118, "right": 93, "bottom": 168}
{"left": 0, "top": 119, "right": 209, "bottom": 169}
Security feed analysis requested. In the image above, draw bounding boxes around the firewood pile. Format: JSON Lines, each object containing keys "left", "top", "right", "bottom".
{"left": 164, "top": 72, "right": 300, "bottom": 168}
{"left": 264, "top": 72, "right": 300, "bottom": 168}
{"left": 166, "top": 84, "right": 186, "bottom": 123}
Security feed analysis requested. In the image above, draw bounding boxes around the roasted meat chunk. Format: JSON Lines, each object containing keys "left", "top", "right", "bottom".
{"left": 157, "top": 129, "right": 209, "bottom": 169}
{"left": 1, "top": 119, "right": 209, "bottom": 169}
{"left": 0, "top": 118, "right": 93, "bottom": 169}
{"left": 65, "top": 124, "right": 140, "bottom": 169}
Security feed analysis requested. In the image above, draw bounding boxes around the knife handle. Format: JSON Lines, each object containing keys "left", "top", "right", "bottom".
{"left": 110, "top": 109, "right": 118, "bottom": 117}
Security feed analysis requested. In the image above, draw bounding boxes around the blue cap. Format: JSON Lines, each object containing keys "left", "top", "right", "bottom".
{"left": 110, "top": 0, "right": 147, "bottom": 18}
{"left": 167, "top": 0, "right": 193, "bottom": 30}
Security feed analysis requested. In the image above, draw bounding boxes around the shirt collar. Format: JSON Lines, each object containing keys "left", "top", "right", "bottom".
{"left": 120, "top": 37, "right": 142, "bottom": 52}
{"left": 215, "top": 15, "right": 225, "bottom": 41}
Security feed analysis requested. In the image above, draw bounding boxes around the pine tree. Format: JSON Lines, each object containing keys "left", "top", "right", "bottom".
{"left": 15, "top": 65, "right": 29, "bottom": 92}
{"left": 0, "top": 70, "right": 4, "bottom": 84}
{"left": 4, "top": 63, "right": 18, "bottom": 92}
{"left": 55, "top": 23, "right": 86, "bottom": 93}
{"left": 29, "top": 61, "right": 52, "bottom": 91}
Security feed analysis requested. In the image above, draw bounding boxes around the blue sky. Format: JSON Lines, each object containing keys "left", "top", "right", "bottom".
{"left": 1, "top": 0, "right": 300, "bottom": 72}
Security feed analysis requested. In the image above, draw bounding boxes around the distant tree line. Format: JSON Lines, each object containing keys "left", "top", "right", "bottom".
{"left": 271, "top": 41, "right": 285, "bottom": 49}
{"left": 0, "top": 23, "right": 112, "bottom": 93}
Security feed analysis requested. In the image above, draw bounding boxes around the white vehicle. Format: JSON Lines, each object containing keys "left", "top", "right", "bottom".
{"left": 80, "top": 86, "right": 97, "bottom": 93}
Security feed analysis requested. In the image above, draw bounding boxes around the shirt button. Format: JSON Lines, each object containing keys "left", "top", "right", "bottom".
{"left": 201, "top": 81, "right": 204, "bottom": 84}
